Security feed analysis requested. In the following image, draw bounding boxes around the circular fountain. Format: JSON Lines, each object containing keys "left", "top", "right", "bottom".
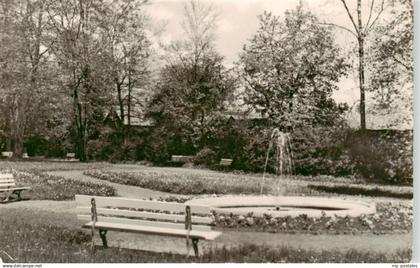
{"left": 187, "top": 128, "right": 376, "bottom": 218}
{"left": 186, "top": 195, "right": 376, "bottom": 218}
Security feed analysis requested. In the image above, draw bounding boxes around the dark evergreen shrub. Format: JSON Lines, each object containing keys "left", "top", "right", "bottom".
{"left": 193, "top": 147, "right": 218, "bottom": 166}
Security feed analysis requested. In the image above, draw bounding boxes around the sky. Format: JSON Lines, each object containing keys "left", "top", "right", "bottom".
{"left": 145, "top": 0, "right": 411, "bottom": 129}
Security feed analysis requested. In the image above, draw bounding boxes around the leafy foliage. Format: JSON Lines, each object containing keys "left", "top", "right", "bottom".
{"left": 367, "top": 0, "right": 414, "bottom": 128}
{"left": 193, "top": 147, "right": 218, "bottom": 167}
{"left": 148, "top": 54, "right": 235, "bottom": 153}
{"left": 147, "top": 0, "right": 236, "bottom": 161}
{"left": 238, "top": 7, "right": 348, "bottom": 130}
{"left": 346, "top": 130, "right": 413, "bottom": 184}
{"left": 291, "top": 126, "right": 354, "bottom": 177}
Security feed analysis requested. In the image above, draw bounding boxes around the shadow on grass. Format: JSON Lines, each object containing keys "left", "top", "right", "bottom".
{"left": 308, "top": 184, "right": 413, "bottom": 199}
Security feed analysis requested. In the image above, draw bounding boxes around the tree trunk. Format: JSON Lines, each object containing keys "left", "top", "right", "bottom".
{"left": 357, "top": 0, "right": 366, "bottom": 130}
{"left": 74, "top": 85, "right": 87, "bottom": 162}
{"left": 126, "top": 72, "right": 132, "bottom": 143}
{"left": 9, "top": 98, "right": 25, "bottom": 157}
{"left": 117, "top": 81, "right": 125, "bottom": 125}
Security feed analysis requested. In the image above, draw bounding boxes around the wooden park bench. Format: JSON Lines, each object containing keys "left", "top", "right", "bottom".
{"left": 171, "top": 155, "right": 194, "bottom": 163}
{"left": 1, "top": 151, "right": 13, "bottom": 158}
{"left": 0, "top": 173, "right": 31, "bottom": 202}
{"left": 66, "top": 153, "right": 76, "bottom": 160}
{"left": 75, "top": 195, "right": 222, "bottom": 256}
{"left": 219, "top": 158, "right": 232, "bottom": 166}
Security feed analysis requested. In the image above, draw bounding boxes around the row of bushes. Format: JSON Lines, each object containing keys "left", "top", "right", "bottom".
{"left": 148, "top": 125, "right": 412, "bottom": 185}
{"left": 11, "top": 118, "right": 413, "bottom": 185}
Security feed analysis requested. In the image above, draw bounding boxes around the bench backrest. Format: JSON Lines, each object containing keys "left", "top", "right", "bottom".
{"left": 1, "top": 152, "right": 13, "bottom": 158}
{"left": 75, "top": 195, "right": 213, "bottom": 232}
{"left": 219, "top": 158, "right": 232, "bottom": 166}
{"left": 66, "top": 153, "right": 76, "bottom": 158}
{"left": 171, "top": 155, "right": 194, "bottom": 163}
{"left": 0, "top": 174, "right": 15, "bottom": 190}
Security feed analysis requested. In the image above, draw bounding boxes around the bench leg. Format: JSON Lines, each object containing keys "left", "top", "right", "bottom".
{"left": 3, "top": 190, "right": 22, "bottom": 202}
{"left": 2, "top": 191, "right": 17, "bottom": 202}
{"left": 99, "top": 229, "right": 108, "bottom": 248}
{"left": 12, "top": 190, "right": 22, "bottom": 201}
{"left": 191, "top": 238, "right": 199, "bottom": 257}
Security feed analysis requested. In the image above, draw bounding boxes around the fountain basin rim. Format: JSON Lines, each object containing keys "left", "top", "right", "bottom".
{"left": 186, "top": 196, "right": 376, "bottom": 218}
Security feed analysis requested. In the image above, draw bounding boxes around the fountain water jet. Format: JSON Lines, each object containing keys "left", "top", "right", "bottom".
{"left": 260, "top": 128, "right": 293, "bottom": 195}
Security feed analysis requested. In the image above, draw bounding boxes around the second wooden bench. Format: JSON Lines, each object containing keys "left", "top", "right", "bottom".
{"left": 0, "top": 173, "right": 31, "bottom": 202}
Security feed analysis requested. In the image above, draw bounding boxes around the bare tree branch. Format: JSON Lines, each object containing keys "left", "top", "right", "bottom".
{"left": 365, "top": 0, "right": 375, "bottom": 32}
{"left": 340, "top": 0, "right": 359, "bottom": 35}
{"left": 366, "top": 0, "right": 385, "bottom": 32}
{"left": 318, "top": 22, "right": 357, "bottom": 37}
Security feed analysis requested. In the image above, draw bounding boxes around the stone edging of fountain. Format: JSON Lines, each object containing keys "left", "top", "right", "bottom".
{"left": 186, "top": 196, "right": 376, "bottom": 218}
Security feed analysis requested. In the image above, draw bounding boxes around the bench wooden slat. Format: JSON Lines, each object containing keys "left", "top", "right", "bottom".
{"left": 0, "top": 174, "right": 13, "bottom": 179}
{"left": 75, "top": 195, "right": 210, "bottom": 215}
{"left": 0, "top": 181, "right": 16, "bottom": 186}
{"left": 82, "top": 221, "right": 221, "bottom": 240}
{"left": 77, "top": 215, "right": 212, "bottom": 232}
{"left": 0, "top": 179, "right": 15, "bottom": 183}
{"left": 171, "top": 155, "right": 194, "bottom": 162}
{"left": 77, "top": 207, "right": 212, "bottom": 225}
{"left": 0, "top": 184, "right": 16, "bottom": 189}
{"left": 219, "top": 158, "right": 232, "bottom": 166}
{"left": 0, "top": 186, "right": 31, "bottom": 192}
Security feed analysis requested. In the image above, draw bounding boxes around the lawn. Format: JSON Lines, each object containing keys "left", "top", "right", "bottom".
{"left": 0, "top": 208, "right": 411, "bottom": 263}
{"left": 0, "top": 160, "right": 109, "bottom": 172}
{"left": 83, "top": 168, "right": 413, "bottom": 198}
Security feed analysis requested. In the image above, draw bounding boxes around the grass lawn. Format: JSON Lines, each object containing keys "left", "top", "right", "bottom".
{"left": 0, "top": 160, "right": 109, "bottom": 172}
{"left": 1, "top": 160, "right": 412, "bottom": 198}
{"left": 0, "top": 208, "right": 411, "bottom": 263}
{"left": 83, "top": 168, "right": 413, "bottom": 198}
{"left": 0, "top": 170, "right": 115, "bottom": 201}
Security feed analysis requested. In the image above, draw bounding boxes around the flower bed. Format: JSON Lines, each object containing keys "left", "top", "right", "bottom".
{"left": 120, "top": 195, "right": 411, "bottom": 235}
{"left": 212, "top": 202, "right": 412, "bottom": 235}
{"left": 2, "top": 170, "right": 116, "bottom": 201}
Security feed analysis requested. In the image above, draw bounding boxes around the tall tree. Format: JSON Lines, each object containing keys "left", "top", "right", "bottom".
{"left": 239, "top": 7, "right": 348, "bottom": 131}
{"left": 331, "top": 0, "right": 386, "bottom": 130}
{"left": 0, "top": 0, "right": 54, "bottom": 156}
{"left": 367, "top": 0, "right": 413, "bottom": 128}
{"left": 148, "top": 0, "right": 235, "bottom": 151}
{"left": 46, "top": 0, "right": 112, "bottom": 161}
{"left": 99, "top": 0, "right": 151, "bottom": 142}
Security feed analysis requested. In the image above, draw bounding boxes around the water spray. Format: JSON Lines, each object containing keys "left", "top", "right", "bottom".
{"left": 260, "top": 128, "right": 293, "bottom": 195}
